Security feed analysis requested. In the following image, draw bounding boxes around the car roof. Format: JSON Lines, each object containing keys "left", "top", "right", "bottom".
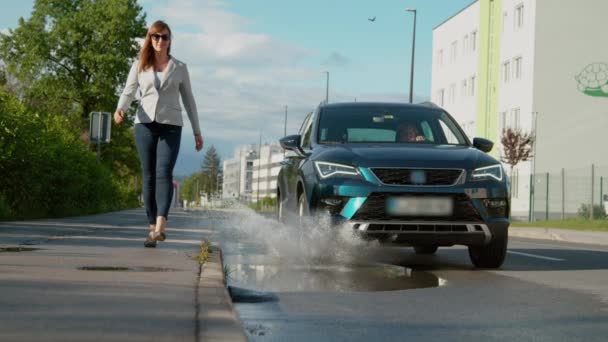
{"left": 318, "top": 101, "right": 443, "bottom": 112}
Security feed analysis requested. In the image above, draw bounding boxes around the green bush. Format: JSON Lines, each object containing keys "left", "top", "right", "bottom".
{"left": 0, "top": 89, "right": 138, "bottom": 220}
{"left": 248, "top": 197, "right": 277, "bottom": 212}
{"left": 577, "top": 203, "right": 606, "bottom": 220}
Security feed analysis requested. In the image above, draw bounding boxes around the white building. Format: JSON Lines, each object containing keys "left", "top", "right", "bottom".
{"left": 221, "top": 145, "right": 258, "bottom": 202}
{"left": 252, "top": 144, "right": 284, "bottom": 202}
{"left": 432, "top": 0, "right": 608, "bottom": 219}
{"left": 222, "top": 143, "right": 285, "bottom": 203}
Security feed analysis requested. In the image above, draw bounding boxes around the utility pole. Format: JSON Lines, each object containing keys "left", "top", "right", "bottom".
{"left": 406, "top": 8, "right": 417, "bottom": 104}
{"left": 284, "top": 105, "right": 288, "bottom": 137}
{"left": 324, "top": 71, "right": 330, "bottom": 104}
{"left": 257, "top": 134, "right": 262, "bottom": 203}
{"left": 283, "top": 105, "right": 288, "bottom": 157}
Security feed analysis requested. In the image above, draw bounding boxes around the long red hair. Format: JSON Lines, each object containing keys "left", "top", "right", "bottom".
{"left": 138, "top": 20, "right": 172, "bottom": 72}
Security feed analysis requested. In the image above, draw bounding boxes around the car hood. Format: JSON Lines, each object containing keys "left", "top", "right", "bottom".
{"left": 313, "top": 143, "right": 499, "bottom": 170}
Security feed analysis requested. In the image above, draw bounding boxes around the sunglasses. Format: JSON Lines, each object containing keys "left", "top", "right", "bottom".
{"left": 150, "top": 33, "right": 170, "bottom": 41}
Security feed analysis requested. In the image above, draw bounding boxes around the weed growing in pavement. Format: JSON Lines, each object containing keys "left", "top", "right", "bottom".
{"left": 194, "top": 239, "right": 212, "bottom": 265}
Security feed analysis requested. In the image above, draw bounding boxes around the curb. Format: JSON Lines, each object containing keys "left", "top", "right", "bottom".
{"left": 509, "top": 226, "right": 608, "bottom": 247}
{"left": 197, "top": 246, "right": 247, "bottom": 342}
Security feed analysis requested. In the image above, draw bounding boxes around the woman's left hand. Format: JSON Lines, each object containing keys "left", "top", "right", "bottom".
{"left": 195, "top": 134, "right": 204, "bottom": 151}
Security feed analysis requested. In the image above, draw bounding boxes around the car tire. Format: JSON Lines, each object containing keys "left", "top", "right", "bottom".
{"left": 414, "top": 245, "right": 438, "bottom": 255}
{"left": 297, "top": 192, "right": 310, "bottom": 225}
{"left": 276, "top": 194, "right": 284, "bottom": 223}
{"left": 468, "top": 226, "right": 508, "bottom": 268}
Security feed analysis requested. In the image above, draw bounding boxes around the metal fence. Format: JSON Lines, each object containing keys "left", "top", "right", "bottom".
{"left": 529, "top": 164, "right": 608, "bottom": 221}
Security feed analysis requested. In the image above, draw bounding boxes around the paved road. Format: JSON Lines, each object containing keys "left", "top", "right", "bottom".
{"left": 199, "top": 208, "right": 608, "bottom": 342}
{"left": 2, "top": 208, "right": 607, "bottom": 341}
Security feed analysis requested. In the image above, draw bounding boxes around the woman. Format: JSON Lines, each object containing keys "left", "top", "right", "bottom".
{"left": 114, "top": 20, "right": 203, "bottom": 248}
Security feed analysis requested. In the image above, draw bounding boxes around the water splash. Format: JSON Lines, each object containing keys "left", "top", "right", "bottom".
{"left": 220, "top": 203, "right": 382, "bottom": 265}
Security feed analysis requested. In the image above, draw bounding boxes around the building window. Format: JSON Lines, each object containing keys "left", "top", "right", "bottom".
{"left": 510, "top": 107, "right": 520, "bottom": 130}
{"left": 450, "top": 41, "right": 458, "bottom": 62}
{"left": 463, "top": 34, "right": 469, "bottom": 54}
{"left": 471, "top": 30, "right": 477, "bottom": 51}
{"left": 515, "top": 3, "right": 524, "bottom": 29}
{"left": 470, "top": 76, "right": 476, "bottom": 96}
{"left": 499, "top": 111, "right": 507, "bottom": 132}
{"left": 502, "top": 11, "right": 508, "bottom": 32}
{"left": 502, "top": 61, "right": 511, "bottom": 83}
{"left": 438, "top": 49, "right": 443, "bottom": 67}
{"left": 449, "top": 83, "right": 456, "bottom": 103}
{"left": 514, "top": 56, "right": 522, "bottom": 79}
{"left": 437, "top": 89, "right": 445, "bottom": 106}
{"left": 462, "top": 79, "right": 468, "bottom": 97}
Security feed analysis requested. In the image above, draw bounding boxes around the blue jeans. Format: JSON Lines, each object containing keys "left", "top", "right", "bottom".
{"left": 134, "top": 122, "right": 182, "bottom": 224}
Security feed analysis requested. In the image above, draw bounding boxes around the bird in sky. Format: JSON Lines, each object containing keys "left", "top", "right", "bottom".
{"left": 368, "top": 16, "right": 376, "bottom": 22}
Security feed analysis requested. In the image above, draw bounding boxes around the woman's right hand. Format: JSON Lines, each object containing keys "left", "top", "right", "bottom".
{"left": 114, "top": 109, "right": 125, "bottom": 125}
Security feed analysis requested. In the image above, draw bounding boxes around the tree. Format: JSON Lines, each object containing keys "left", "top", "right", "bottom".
{"left": 0, "top": 0, "right": 147, "bottom": 206}
{"left": 0, "top": 0, "right": 147, "bottom": 123}
{"left": 201, "top": 145, "right": 221, "bottom": 198}
{"left": 500, "top": 127, "right": 534, "bottom": 193}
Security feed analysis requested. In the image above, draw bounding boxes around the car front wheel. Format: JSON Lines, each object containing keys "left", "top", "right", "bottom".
{"left": 297, "top": 192, "right": 310, "bottom": 225}
{"left": 468, "top": 226, "right": 508, "bottom": 268}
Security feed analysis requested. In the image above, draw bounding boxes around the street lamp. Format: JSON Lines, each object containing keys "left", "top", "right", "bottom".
{"left": 406, "top": 8, "right": 417, "bottom": 104}
{"left": 323, "top": 71, "right": 329, "bottom": 104}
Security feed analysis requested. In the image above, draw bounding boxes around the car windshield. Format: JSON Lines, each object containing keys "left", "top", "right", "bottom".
{"left": 317, "top": 105, "right": 468, "bottom": 145}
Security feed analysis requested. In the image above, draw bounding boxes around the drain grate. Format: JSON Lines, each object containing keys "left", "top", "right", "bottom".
{"left": 78, "top": 266, "right": 177, "bottom": 272}
{"left": 0, "top": 247, "right": 41, "bottom": 253}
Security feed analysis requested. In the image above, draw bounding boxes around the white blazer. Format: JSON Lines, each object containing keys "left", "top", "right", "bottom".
{"left": 116, "top": 57, "right": 201, "bottom": 135}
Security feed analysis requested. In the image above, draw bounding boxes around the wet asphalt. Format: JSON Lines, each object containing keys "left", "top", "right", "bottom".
{"left": 198, "top": 208, "right": 608, "bottom": 342}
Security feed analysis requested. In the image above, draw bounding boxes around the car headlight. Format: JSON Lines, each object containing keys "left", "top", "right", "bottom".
{"left": 471, "top": 164, "right": 503, "bottom": 182}
{"left": 314, "top": 161, "right": 361, "bottom": 179}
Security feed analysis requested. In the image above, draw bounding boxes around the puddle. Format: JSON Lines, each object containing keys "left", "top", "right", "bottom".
{"left": 228, "top": 286, "right": 280, "bottom": 303}
{"left": 0, "top": 247, "right": 41, "bottom": 253}
{"left": 228, "top": 262, "right": 442, "bottom": 292}
{"left": 78, "top": 266, "right": 178, "bottom": 272}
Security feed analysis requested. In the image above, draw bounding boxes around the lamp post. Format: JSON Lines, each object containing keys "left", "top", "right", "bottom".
{"left": 283, "top": 105, "right": 288, "bottom": 157}
{"left": 323, "top": 71, "right": 329, "bottom": 104}
{"left": 256, "top": 134, "right": 262, "bottom": 203}
{"left": 406, "top": 8, "right": 417, "bottom": 104}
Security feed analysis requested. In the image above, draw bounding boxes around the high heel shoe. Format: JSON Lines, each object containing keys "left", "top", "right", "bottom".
{"left": 144, "top": 232, "right": 157, "bottom": 248}
{"left": 153, "top": 231, "right": 166, "bottom": 242}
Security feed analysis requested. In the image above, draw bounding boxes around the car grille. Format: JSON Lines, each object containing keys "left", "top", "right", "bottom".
{"left": 370, "top": 168, "right": 463, "bottom": 186}
{"left": 351, "top": 193, "right": 483, "bottom": 222}
{"left": 366, "top": 223, "right": 485, "bottom": 233}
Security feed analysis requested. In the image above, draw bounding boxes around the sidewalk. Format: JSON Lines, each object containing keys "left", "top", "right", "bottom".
{"left": 0, "top": 209, "right": 246, "bottom": 342}
{"left": 509, "top": 225, "right": 608, "bottom": 247}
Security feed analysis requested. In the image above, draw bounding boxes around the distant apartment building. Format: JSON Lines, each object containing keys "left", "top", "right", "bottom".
{"left": 221, "top": 143, "right": 284, "bottom": 203}
{"left": 432, "top": 0, "right": 608, "bottom": 219}
{"left": 221, "top": 145, "right": 258, "bottom": 202}
{"left": 252, "top": 144, "right": 283, "bottom": 202}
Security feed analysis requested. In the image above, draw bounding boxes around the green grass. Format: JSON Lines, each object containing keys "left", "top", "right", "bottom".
{"left": 194, "top": 239, "right": 212, "bottom": 265}
{"left": 511, "top": 219, "right": 608, "bottom": 232}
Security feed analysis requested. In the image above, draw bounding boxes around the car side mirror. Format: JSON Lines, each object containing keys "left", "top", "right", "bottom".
{"left": 473, "top": 137, "right": 494, "bottom": 153}
{"left": 280, "top": 134, "right": 305, "bottom": 156}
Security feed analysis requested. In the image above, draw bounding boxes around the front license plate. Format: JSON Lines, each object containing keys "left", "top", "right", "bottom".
{"left": 386, "top": 197, "right": 453, "bottom": 216}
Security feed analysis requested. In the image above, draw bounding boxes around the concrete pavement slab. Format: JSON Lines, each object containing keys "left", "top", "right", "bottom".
{"left": 0, "top": 209, "right": 246, "bottom": 342}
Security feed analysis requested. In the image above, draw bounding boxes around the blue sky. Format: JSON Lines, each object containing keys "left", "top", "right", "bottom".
{"left": 1, "top": 0, "right": 474, "bottom": 175}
